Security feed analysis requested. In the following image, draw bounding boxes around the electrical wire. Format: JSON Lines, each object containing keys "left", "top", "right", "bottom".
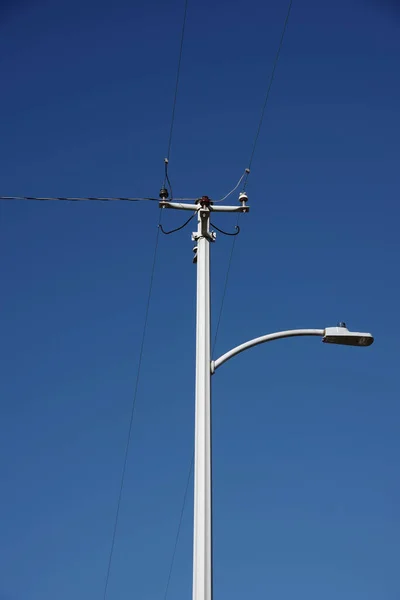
{"left": 214, "top": 170, "right": 247, "bottom": 204}
{"left": 159, "top": 211, "right": 197, "bottom": 235}
{"left": 244, "top": 0, "right": 293, "bottom": 188}
{"left": 0, "top": 196, "right": 160, "bottom": 202}
{"left": 210, "top": 222, "right": 240, "bottom": 237}
{"left": 166, "top": 0, "right": 188, "bottom": 162}
{"left": 0, "top": 196, "right": 199, "bottom": 204}
{"left": 102, "top": 210, "right": 162, "bottom": 600}
{"left": 163, "top": 452, "right": 194, "bottom": 600}
{"left": 163, "top": 0, "right": 189, "bottom": 196}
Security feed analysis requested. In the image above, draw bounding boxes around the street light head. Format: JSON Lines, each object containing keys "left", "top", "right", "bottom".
{"left": 323, "top": 325, "right": 374, "bottom": 347}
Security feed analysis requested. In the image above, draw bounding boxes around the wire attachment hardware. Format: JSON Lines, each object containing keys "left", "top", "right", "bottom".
{"left": 238, "top": 191, "right": 248, "bottom": 209}
{"left": 195, "top": 195, "right": 213, "bottom": 208}
{"left": 162, "top": 157, "right": 174, "bottom": 200}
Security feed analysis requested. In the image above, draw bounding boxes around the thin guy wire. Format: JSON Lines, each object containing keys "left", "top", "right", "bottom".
{"left": 166, "top": 0, "right": 189, "bottom": 165}
{"left": 163, "top": 452, "right": 194, "bottom": 600}
{"left": 103, "top": 210, "right": 162, "bottom": 600}
{"left": 244, "top": 0, "right": 293, "bottom": 187}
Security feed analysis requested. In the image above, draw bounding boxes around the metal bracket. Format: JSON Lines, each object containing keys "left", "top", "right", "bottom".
{"left": 192, "top": 230, "right": 216, "bottom": 242}
{"left": 191, "top": 209, "right": 216, "bottom": 242}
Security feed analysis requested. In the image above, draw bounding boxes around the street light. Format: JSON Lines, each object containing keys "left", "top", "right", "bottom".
{"left": 323, "top": 322, "right": 374, "bottom": 347}
{"left": 212, "top": 324, "right": 374, "bottom": 372}
{"left": 160, "top": 193, "right": 374, "bottom": 600}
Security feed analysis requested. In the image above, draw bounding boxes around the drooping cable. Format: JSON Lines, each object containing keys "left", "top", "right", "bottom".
{"left": 214, "top": 170, "right": 248, "bottom": 204}
{"left": 244, "top": 0, "right": 293, "bottom": 189}
{"left": 103, "top": 210, "right": 163, "bottom": 600}
{"left": 159, "top": 211, "right": 197, "bottom": 235}
{"left": 210, "top": 222, "right": 240, "bottom": 237}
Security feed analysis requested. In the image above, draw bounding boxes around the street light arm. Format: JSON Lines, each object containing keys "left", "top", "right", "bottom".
{"left": 211, "top": 329, "right": 325, "bottom": 373}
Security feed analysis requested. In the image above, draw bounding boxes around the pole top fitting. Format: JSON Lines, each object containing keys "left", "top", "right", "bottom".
{"left": 196, "top": 195, "right": 213, "bottom": 208}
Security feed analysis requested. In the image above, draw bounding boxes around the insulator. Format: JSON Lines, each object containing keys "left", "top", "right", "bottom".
{"left": 159, "top": 187, "right": 169, "bottom": 200}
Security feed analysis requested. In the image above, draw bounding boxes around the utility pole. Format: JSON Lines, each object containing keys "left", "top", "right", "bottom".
{"left": 159, "top": 191, "right": 374, "bottom": 600}
{"left": 160, "top": 193, "right": 249, "bottom": 600}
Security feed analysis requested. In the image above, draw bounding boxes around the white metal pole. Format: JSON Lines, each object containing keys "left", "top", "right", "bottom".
{"left": 192, "top": 206, "right": 213, "bottom": 600}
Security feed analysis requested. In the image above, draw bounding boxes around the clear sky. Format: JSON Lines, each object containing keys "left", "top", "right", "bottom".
{"left": 1, "top": 0, "right": 399, "bottom": 599}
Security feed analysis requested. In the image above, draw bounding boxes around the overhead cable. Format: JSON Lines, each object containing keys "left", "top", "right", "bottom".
{"left": 103, "top": 211, "right": 162, "bottom": 599}
{"left": 214, "top": 169, "right": 249, "bottom": 204}
{"left": 244, "top": 0, "right": 293, "bottom": 188}
{"left": 0, "top": 196, "right": 159, "bottom": 203}
{"left": 163, "top": 0, "right": 189, "bottom": 197}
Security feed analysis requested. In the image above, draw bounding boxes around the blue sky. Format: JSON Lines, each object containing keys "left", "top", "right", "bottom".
{"left": 1, "top": 0, "right": 399, "bottom": 599}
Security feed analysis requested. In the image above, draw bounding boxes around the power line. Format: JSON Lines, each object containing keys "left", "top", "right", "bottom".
{"left": 165, "top": 0, "right": 189, "bottom": 165}
{"left": 0, "top": 196, "right": 160, "bottom": 202}
{"left": 214, "top": 170, "right": 248, "bottom": 204}
{"left": 102, "top": 210, "right": 162, "bottom": 600}
{"left": 244, "top": 0, "right": 293, "bottom": 187}
{"left": 163, "top": 453, "right": 193, "bottom": 600}
{"left": 162, "top": 0, "right": 189, "bottom": 199}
